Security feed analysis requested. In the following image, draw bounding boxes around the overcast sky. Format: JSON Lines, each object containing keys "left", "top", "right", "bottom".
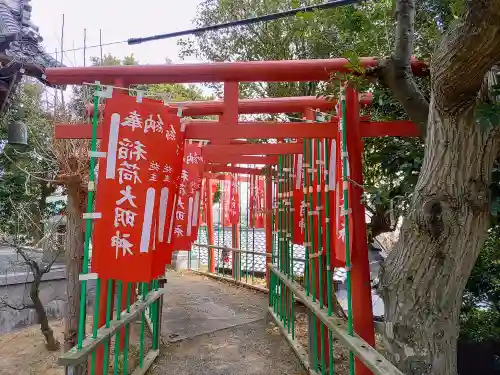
{"left": 31, "top": 0, "right": 205, "bottom": 67}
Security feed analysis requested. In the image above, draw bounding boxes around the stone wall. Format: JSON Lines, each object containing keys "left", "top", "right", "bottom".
{"left": 0, "top": 266, "right": 96, "bottom": 334}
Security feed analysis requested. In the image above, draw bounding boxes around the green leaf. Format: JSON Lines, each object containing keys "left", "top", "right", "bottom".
{"left": 301, "top": 11, "right": 315, "bottom": 21}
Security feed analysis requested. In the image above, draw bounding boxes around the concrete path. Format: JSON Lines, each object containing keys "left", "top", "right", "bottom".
{"left": 150, "top": 271, "right": 306, "bottom": 375}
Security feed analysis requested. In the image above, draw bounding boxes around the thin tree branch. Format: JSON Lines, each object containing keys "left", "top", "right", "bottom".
{"left": 0, "top": 298, "right": 35, "bottom": 311}
{"left": 366, "top": 0, "right": 429, "bottom": 139}
{"left": 2, "top": 151, "right": 60, "bottom": 183}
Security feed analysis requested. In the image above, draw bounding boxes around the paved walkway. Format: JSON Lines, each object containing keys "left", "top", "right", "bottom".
{"left": 150, "top": 271, "right": 306, "bottom": 375}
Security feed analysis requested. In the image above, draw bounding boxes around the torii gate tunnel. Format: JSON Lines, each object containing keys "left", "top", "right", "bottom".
{"left": 50, "top": 58, "right": 425, "bottom": 375}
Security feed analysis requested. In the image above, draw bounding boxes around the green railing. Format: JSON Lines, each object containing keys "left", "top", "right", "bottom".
{"left": 269, "top": 266, "right": 402, "bottom": 375}
{"left": 266, "top": 93, "right": 403, "bottom": 375}
{"left": 59, "top": 280, "right": 166, "bottom": 375}
{"left": 59, "top": 85, "right": 166, "bottom": 375}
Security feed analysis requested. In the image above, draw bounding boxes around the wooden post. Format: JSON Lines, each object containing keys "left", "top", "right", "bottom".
{"left": 345, "top": 85, "right": 375, "bottom": 375}
{"left": 156, "top": 277, "right": 167, "bottom": 349}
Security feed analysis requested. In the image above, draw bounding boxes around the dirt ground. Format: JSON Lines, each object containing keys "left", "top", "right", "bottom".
{"left": 0, "top": 319, "right": 66, "bottom": 375}
{"left": 0, "top": 271, "right": 365, "bottom": 375}
{"left": 0, "top": 309, "right": 152, "bottom": 375}
{"left": 0, "top": 272, "right": 307, "bottom": 375}
{"left": 153, "top": 271, "right": 307, "bottom": 375}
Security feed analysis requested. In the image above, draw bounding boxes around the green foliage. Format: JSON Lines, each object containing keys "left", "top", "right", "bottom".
{"left": 0, "top": 81, "right": 57, "bottom": 240}
{"left": 179, "top": 0, "right": 396, "bottom": 100}
{"left": 179, "top": 0, "right": 500, "bottom": 344}
{"left": 476, "top": 102, "right": 500, "bottom": 132}
{"left": 460, "top": 225, "right": 500, "bottom": 342}
{"left": 475, "top": 81, "right": 500, "bottom": 132}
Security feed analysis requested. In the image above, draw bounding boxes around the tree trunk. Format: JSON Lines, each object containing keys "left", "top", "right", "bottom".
{"left": 380, "top": 98, "right": 498, "bottom": 375}
{"left": 30, "top": 277, "right": 60, "bottom": 351}
{"left": 64, "top": 179, "right": 85, "bottom": 351}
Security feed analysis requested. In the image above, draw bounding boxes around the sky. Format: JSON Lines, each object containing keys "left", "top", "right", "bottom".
{"left": 31, "top": 0, "right": 205, "bottom": 67}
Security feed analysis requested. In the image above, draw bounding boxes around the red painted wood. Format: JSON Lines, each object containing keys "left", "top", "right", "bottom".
{"left": 215, "top": 81, "right": 239, "bottom": 145}
{"left": 54, "top": 118, "right": 420, "bottom": 141}
{"left": 203, "top": 143, "right": 303, "bottom": 158}
{"left": 345, "top": 86, "right": 375, "bottom": 375}
{"left": 45, "top": 58, "right": 428, "bottom": 85}
{"left": 205, "top": 165, "right": 266, "bottom": 175}
{"left": 206, "top": 155, "right": 278, "bottom": 165}
{"left": 84, "top": 95, "right": 370, "bottom": 118}
{"left": 186, "top": 121, "right": 338, "bottom": 139}
{"left": 203, "top": 172, "right": 251, "bottom": 182}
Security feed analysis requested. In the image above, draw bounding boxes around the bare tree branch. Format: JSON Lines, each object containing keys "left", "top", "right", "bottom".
{"left": 432, "top": 0, "right": 500, "bottom": 114}
{"left": 367, "top": 0, "right": 429, "bottom": 139}
{"left": 0, "top": 297, "right": 35, "bottom": 311}
{"left": 2, "top": 150, "right": 60, "bottom": 183}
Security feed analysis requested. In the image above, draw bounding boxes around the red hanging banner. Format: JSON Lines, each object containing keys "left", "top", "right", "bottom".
{"left": 221, "top": 176, "right": 232, "bottom": 227}
{"left": 250, "top": 176, "right": 265, "bottom": 228}
{"left": 229, "top": 175, "right": 239, "bottom": 224}
{"left": 331, "top": 103, "right": 351, "bottom": 267}
{"left": 171, "top": 144, "right": 204, "bottom": 251}
{"left": 293, "top": 154, "right": 305, "bottom": 245}
{"left": 198, "top": 178, "right": 207, "bottom": 226}
{"left": 92, "top": 93, "right": 184, "bottom": 282}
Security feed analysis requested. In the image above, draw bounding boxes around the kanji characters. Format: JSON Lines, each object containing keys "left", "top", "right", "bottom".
{"left": 179, "top": 183, "right": 187, "bottom": 197}
{"left": 338, "top": 222, "right": 346, "bottom": 242}
{"left": 117, "top": 161, "right": 142, "bottom": 185}
{"left": 181, "top": 169, "right": 189, "bottom": 182}
{"left": 174, "top": 225, "right": 184, "bottom": 238}
{"left": 177, "top": 199, "right": 185, "bottom": 211}
{"left": 118, "top": 138, "right": 147, "bottom": 162}
{"left": 114, "top": 207, "right": 137, "bottom": 228}
{"left": 299, "top": 218, "right": 305, "bottom": 230}
{"left": 149, "top": 161, "right": 160, "bottom": 171}
{"left": 165, "top": 124, "right": 177, "bottom": 141}
{"left": 121, "top": 111, "right": 142, "bottom": 131}
{"left": 186, "top": 152, "right": 203, "bottom": 165}
{"left": 111, "top": 231, "right": 134, "bottom": 259}
{"left": 116, "top": 185, "right": 138, "bottom": 208}
{"left": 176, "top": 210, "right": 185, "bottom": 220}
{"left": 144, "top": 114, "right": 164, "bottom": 133}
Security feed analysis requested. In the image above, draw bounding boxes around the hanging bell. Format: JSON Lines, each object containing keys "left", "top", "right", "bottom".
{"left": 8, "top": 120, "right": 28, "bottom": 148}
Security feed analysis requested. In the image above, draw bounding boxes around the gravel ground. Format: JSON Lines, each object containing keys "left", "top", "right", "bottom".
{"left": 150, "top": 271, "right": 307, "bottom": 375}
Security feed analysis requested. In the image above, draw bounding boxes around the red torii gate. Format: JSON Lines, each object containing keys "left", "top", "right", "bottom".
{"left": 47, "top": 57, "right": 425, "bottom": 375}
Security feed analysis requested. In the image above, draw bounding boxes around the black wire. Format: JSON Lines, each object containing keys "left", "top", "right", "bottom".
{"left": 127, "top": 0, "right": 363, "bottom": 45}
{"left": 49, "top": 40, "right": 126, "bottom": 56}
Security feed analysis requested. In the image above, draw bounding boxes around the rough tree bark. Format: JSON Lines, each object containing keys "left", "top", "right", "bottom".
{"left": 64, "top": 176, "right": 85, "bottom": 352}
{"left": 3, "top": 248, "right": 61, "bottom": 350}
{"left": 378, "top": 1, "right": 500, "bottom": 374}
{"left": 29, "top": 264, "right": 60, "bottom": 350}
